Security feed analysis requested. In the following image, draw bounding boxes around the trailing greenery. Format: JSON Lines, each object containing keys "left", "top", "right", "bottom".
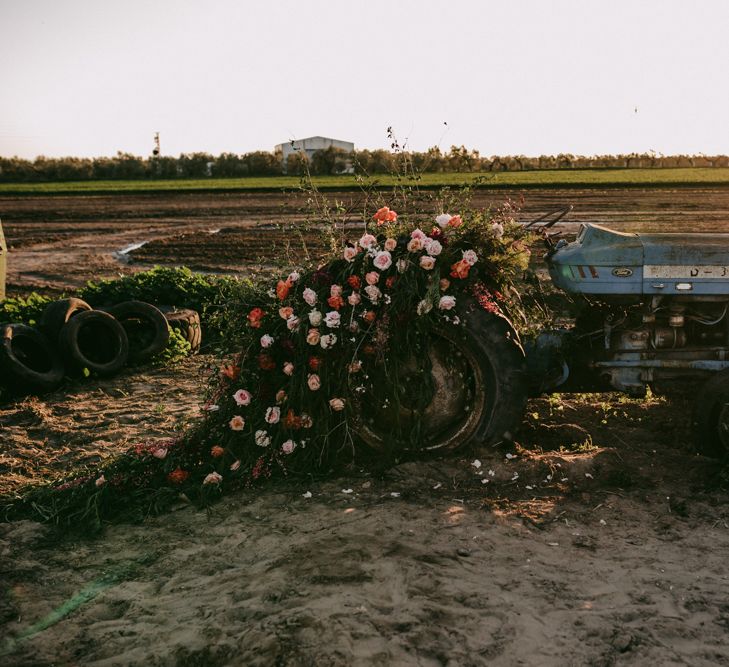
{"left": 2, "top": 168, "right": 729, "bottom": 195}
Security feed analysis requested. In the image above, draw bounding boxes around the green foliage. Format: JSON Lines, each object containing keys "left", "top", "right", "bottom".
{"left": 79, "top": 266, "right": 258, "bottom": 344}
{"left": 0, "top": 292, "right": 52, "bottom": 325}
{"left": 2, "top": 168, "right": 729, "bottom": 194}
{"left": 155, "top": 326, "right": 192, "bottom": 364}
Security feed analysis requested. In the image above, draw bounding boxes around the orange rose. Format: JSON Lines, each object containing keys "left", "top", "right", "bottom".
{"left": 167, "top": 468, "right": 189, "bottom": 484}
{"left": 220, "top": 364, "right": 240, "bottom": 381}
{"left": 283, "top": 409, "right": 302, "bottom": 430}
{"left": 327, "top": 295, "right": 344, "bottom": 310}
{"left": 211, "top": 445, "right": 225, "bottom": 458}
{"left": 276, "top": 278, "right": 293, "bottom": 300}
{"left": 450, "top": 259, "right": 471, "bottom": 279}
{"left": 363, "top": 310, "right": 377, "bottom": 324}
{"left": 258, "top": 353, "right": 276, "bottom": 371}
{"left": 448, "top": 215, "right": 463, "bottom": 228}
{"left": 247, "top": 307, "right": 265, "bottom": 328}
{"left": 373, "top": 206, "right": 398, "bottom": 224}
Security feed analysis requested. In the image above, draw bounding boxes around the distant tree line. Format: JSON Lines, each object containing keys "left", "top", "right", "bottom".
{"left": 1, "top": 147, "right": 728, "bottom": 182}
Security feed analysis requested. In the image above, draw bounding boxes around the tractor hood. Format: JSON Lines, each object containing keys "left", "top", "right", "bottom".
{"left": 547, "top": 223, "right": 729, "bottom": 297}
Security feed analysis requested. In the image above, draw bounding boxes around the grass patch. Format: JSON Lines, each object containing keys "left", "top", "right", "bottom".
{"left": 2, "top": 168, "right": 729, "bottom": 195}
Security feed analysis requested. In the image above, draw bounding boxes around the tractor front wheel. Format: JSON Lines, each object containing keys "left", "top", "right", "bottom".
{"left": 692, "top": 369, "right": 729, "bottom": 458}
{"left": 353, "top": 298, "right": 527, "bottom": 455}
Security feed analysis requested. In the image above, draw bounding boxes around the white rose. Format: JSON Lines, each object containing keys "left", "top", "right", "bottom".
{"left": 286, "top": 316, "right": 300, "bottom": 331}
{"left": 203, "top": 472, "right": 223, "bottom": 485}
{"left": 396, "top": 258, "right": 409, "bottom": 274}
{"left": 255, "top": 430, "right": 271, "bottom": 447}
{"left": 288, "top": 271, "right": 300, "bottom": 283}
{"left": 435, "top": 213, "right": 452, "bottom": 228}
{"left": 417, "top": 299, "right": 433, "bottom": 316}
{"left": 425, "top": 239, "right": 442, "bottom": 256}
{"left": 324, "top": 311, "right": 341, "bottom": 328}
{"left": 320, "top": 333, "right": 338, "bottom": 349}
{"left": 492, "top": 222, "right": 504, "bottom": 238}
{"left": 364, "top": 285, "right": 381, "bottom": 303}
{"left": 308, "top": 309, "right": 322, "bottom": 326}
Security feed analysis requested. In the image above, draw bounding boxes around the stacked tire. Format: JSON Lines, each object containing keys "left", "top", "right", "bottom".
{"left": 0, "top": 298, "right": 201, "bottom": 397}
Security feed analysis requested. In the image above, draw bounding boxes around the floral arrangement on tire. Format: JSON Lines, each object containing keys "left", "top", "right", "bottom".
{"left": 3, "top": 204, "right": 532, "bottom": 526}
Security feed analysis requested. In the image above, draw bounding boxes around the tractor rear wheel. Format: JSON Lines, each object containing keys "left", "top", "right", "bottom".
{"left": 353, "top": 298, "right": 527, "bottom": 455}
{"left": 692, "top": 369, "right": 729, "bottom": 458}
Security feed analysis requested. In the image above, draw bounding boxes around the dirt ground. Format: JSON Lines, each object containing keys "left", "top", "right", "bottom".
{"left": 2, "top": 189, "right": 729, "bottom": 666}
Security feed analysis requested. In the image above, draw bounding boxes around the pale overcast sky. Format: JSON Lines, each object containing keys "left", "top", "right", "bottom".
{"left": 1, "top": 0, "right": 728, "bottom": 159}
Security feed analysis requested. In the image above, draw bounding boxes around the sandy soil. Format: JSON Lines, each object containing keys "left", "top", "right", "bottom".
{"left": 2, "top": 189, "right": 729, "bottom": 665}
{"left": 2, "top": 357, "right": 729, "bottom": 666}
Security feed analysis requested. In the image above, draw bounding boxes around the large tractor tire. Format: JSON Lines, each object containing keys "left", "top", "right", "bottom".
{"left": 58, "top": 310, "right": 129, "bottom": 377}
{"left": 39, "top": 298, "right": 92, "bottom": 341}
{"left": 692, "top": 369, "right": 729, "bottom": 458}
{"left": 0, "top": 323, "right": 65, "bottom": 394}
{"left": 353, "top": 297, "right": 527, "bottom": 454}
{"left": 104, "top": 301, "right": 169, "bottom": 363}
{"left": 159, "top": 307, "right": 201, "bottom": 354}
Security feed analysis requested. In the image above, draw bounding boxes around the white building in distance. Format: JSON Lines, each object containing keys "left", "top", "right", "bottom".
{"left": 275, "top": 136, "right": 354, "bottom": 173}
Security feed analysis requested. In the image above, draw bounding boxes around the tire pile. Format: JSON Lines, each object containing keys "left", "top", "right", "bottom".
{"left": 0, "top": 299, "right": 201, "bottom": 396}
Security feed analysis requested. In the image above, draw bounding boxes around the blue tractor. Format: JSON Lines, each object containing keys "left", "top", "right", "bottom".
{"left": 525, "top": 207, "right": 729, "bottom": 457}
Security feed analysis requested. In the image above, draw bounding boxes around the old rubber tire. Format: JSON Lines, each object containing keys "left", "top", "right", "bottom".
{"left": 0, "top": 323, "right": 65, "bottom": 394}
{"left": 58, "top": 310, "right": 129, "bottom": 377}
{"left": 39, "top": 298, "right": 92, "bottom": 340}
{"left": 692, "top": 369, "right": 729, "bottom": 458}
{"left": 353, "top": 298, "right": 527, "bottom": 454}
{"left": 159, "top": 307, "right": 201, "bottom": 354}
{"left": 105, "top": 301, "right": 169, "bottom": 363}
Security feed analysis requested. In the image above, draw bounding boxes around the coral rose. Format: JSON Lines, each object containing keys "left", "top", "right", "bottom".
{"left": 211, "top": 445, "right": 225, "bottom": 458}
{"left": 448, "top": 215, "right": 463, "bottom": 228}
{"left": 373, "top": 206, "right": 397, "bottom": 224}
{"left": 347, "top": 275, "right": 361, "bottom": 289}
{"left": 276, "top": 278, "right": 293, "bottom": 300}
{"left": 229, "top": 415, "right": 245, "bottom": 431}
{"left": 167, "top": 468, "right": 189, "bottom": 484}
{"left": 327, "top": 295, "right": 344, "bottom": 310}
{"left": 278, "top": 306, "right": 293, "bottom": 320}
{"left": 306, "top": 329, "right": 321, "bottom": 345}
{"left": 450, "top": 259, "right": 471, "bottom": 279}
{"left": 247, "top": 307, "right": 265, "bottom": 328}
{"left": 419, "top": 256, "right": 436, "bottom": 271}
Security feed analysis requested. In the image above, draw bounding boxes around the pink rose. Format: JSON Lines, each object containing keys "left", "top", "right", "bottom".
{"left": 230, "top": 460, "right": 241, "bottom": 471}
{"left": 365, "top": 271, "right": 379, "bottom": 285}
{"left": 233, "top": 389, "right": 252, "bottom": 406}
{"left": 265, "top": 406, "right": 281, "bottom": 424}
{"left": 203, "top": 472, "right": 223, "bottom": 485}
{"left": 283, "top": 362, "right": 294, "bottom": 376}
{"left": 95, "top": 475, "right": 106, "bottom": 487}
{"left": 343, "top": 246, "right": 357, "bottom": 262}
{"left": 348, "top": 292, "right": 361, "bottom": 306}
{"left": 307, "top": 374, "right": 321, "bottom": 391}
{"left": 303, "top": 288, "right": 317, "bottom": 306}
{"left": 411, "top": 228, "right": 427, "bottom": 240}
{"left": 329, "top": 398, "right": 345, "bottom": 411}
{"left": 152, "top": 448, "right": 168, "bottom": 459}
{"left": 373, "top": 251, "right": 393, "bottom": 271}
{"left": 260, "top": 334, "right": 274, "bottom": 348}
{"left": 281, "top": 439, "right": 297, "bottom": 455}
{"left": 359, "top": 233, "right": 377, "bottom": 249}
{"left": 462, "top": 249, "right": 478, "bottom": 266}
{"left": 330, "top": 284, "right": 343, "bottom": 297}
{"left": 276, "top": 389, "right": 287, "bottom": 404}
{"left": 306, "top": 329, "right": 320, "bottom": 345}
{"left": 438, "top": 295, "right": 457, "bottom": 310}
{"left": 384, "top": 238, "right": 397, "bottom": 251}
